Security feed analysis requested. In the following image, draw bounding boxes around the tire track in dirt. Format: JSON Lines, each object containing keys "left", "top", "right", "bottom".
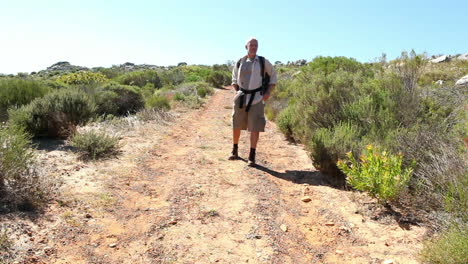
{"left": 44, "top": 88, "right": 426, "bottom": 264}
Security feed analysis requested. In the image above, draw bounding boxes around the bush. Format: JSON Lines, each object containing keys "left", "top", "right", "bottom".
{"left": 264, "top": 79, "right": 291, "bottom": 121}
{"left": 94, "top": 83, "right": 145, "bottom": 116}
{"left": 145, "top": 94, "right": 171, "bottom": 110}
{"left": 8, "top": 88, "right": 95, "bottom": 137}
{"left": 276, "top": 106, "right": 296, "bottom": 139}
{"left": 181, "top": 66, "right": 212, "bottom": 82}
{"left": 172, "top": 93, "right": 203, "bottom": 108}
{"left": 392, "top": 50, "right": 427, "bottom": 93}
{"left": 420, "top": 225, "right": 468, "bottom": 264}
{"left": 196, "top": 82, "right": 214, "bottom": 98}
{"left": 304, "top": 56, "right": 372, "bottom": 76}
{"left": 0, "top": 79, "right": 50, "bottom": 120}
{"left": 0, "top": 125, "right": 54, "bottom": 211}
{"left": 160, "top": 68, "right": 185, "bottom": 86}
{"left": 95, "top": 67, "right": 125, "bottom": 79}
{"left": 0, "top": 229, "right": 12, "bottom": 252}
{"left": 310, "top": 122, "right": 362, "bottom": 179}
{"left": 70, "top": 130, "right": 120, "bottom": 160}
{"left": 117, "top": 70, "right": 161, "bottom": 88}
{"left": 173, "top": 92, "right": 185, "bottom": 101}
{"left": 206, "top": 70, "right": 231, "bottom": 88}
{"left": 57, "top": 71, "right": 108, "bottom": 85}
{"left": 93, "top": 90, "right": 120, "bottom": 116}
{"left": 338, "top": 145, "right": 413, "bottom": 203}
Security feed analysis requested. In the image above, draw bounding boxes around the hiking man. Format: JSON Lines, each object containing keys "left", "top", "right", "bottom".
{"left": 229, "top": 37, "right": 277, "bottom": 166}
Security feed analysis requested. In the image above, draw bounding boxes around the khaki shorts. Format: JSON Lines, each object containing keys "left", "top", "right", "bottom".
{"left": 232, "top": 98, "right": 266, "bottom": 132}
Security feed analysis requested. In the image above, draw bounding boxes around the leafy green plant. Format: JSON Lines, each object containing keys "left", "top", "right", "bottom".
{"left": 160, "top": 68, "right": 185, "bottom": 86}
{"left": 8, "top": 88, "right": 95, "bottom": 137}
{"left": 0, "top": 125, "right": 54, "bottom": 211}
{"left": 117, "top": 70, "right": 162, "bottom": 88}
{"left": 70, "top": 130, "right": 120, "bottom": 160}
{"left": 276, "top": 106, "right": 296, "bottom": 139}
{"left": 337, "top": 145, "right": 413, "bottom": 203}
{"left": 206, "top": 70, "right": 230, "bottom": 88}
{"left": 196, "top": 82, "right": 214, "bottom": 98}
{"left": 182, "top": 66, "right": 212, "bottom": 82}
{"left": 0, "top": 79, "right": 50, "bottom": 120}
{"left": 94, "top": 83, "right": 145, "bottom": 116}
{"left": 57, "top": 71, "right": 108, "bottom": 85}
{"left": 420, "top": 225, "right": 468, "bottom": 264}
{"left": 145, "top": 94, "right": 171, "bottom": 110}
{"left": 0, "top": 229, "right": 11, "bottom": 252}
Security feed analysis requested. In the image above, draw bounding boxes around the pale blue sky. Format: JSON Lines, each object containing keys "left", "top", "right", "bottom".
{"left": 1, "top": 0, "right": 467, "bottom": 74}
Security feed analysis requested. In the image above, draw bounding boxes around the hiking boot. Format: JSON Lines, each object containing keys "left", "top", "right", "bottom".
{"left": 228, "top": 145, "right": 239, "bottom": 160}
{"left": 247, "top": 148, "right": 256, "bottom": 167}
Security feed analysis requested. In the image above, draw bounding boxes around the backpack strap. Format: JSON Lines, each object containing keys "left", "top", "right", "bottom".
{"left": 258, "top": 56, "right": 270, "bottom": 95}
{"left": 259, "top": 56, "right": 265, "bottom": 79}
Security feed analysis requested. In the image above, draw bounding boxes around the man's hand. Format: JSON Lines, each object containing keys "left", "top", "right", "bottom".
{"left": 232, "top": 84, "right": 239, "bottom": 91}
{"left": 263, "top": 84, "right": 275, "bottom": 101}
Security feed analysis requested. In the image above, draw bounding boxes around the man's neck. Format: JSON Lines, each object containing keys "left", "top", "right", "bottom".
{"left": 247, "top": 53, "right": 256, "bottom": 59}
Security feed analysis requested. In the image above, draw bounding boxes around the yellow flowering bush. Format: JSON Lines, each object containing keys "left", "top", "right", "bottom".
{"left": 337, "top": 145, "right": 414, "bottom": 203}
{"left": 58, "top": 71, "right": 108, "bottom": 85}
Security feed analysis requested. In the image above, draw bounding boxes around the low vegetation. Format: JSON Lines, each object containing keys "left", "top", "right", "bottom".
{"left": 267, "top": 52, "right": 467, "bottom": 263}
{"left": 70, "top": 130, "right": 120, "bottom": 160}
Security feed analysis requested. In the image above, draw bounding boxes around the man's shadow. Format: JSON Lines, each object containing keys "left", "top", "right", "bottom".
{"left": 238, "top": 157, "right": 339, "bottom": 187}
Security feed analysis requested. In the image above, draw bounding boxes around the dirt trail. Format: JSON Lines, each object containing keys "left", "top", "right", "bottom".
{"left": 26, "top": 88, "right": 425, "bottom": 263}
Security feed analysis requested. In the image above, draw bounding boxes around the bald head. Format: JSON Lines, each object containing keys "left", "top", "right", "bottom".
{"left": 245, "top": 38, "right": 258, "bottom": 57}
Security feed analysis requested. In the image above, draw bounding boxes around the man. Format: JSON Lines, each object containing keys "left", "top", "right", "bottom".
{"left": 229, "top": 37, "right": 277, "bottom": 166}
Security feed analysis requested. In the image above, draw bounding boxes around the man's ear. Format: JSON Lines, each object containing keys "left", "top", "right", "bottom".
{"left": 245, "top": 45, "right": 248, "bottom": 49}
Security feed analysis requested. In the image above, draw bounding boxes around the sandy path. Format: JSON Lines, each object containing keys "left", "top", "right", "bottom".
{"left": 34, "top": 88, "right": 426, "bottom": 264}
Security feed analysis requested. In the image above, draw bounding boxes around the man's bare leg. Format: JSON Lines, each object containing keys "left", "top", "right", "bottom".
{"left": 250, "top": 131, "right": 259, "bottom": 149}
{"left": 233, "top": 129, "right": 241, "bottom": 144}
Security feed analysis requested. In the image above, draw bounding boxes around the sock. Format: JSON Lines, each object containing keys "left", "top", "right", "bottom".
{"left": 232, "top": 144, "right": 238, "bottom": 155}
{"left": 249, "top": 148, "right": 256, "bottom": 161}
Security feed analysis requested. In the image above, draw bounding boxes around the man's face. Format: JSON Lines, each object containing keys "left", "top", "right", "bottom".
{"left": 246, "top": 40, "right": 258, "bottom": 56}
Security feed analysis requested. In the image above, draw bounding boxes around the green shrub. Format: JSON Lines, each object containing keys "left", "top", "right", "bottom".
{"left": 57, "top": 71, "right": 108, "bottom": 85}
{"left": 43, "top": 79, "right": 69, "bottom": 90}
{"left": 145, "top": 94, "right": 171, "bottom": 110}
{"left": 276, "top": 106, "right": 296, "bottom": 139}
{"left": 182, "top": 66, "right": 212, "bottom": 82}
{"left": 172, "top": 93, "right": 203, "bottom": 108}
{"left": 196, "top": 82, "right": 214, "bottom": 98}
{"left": 95, "top": 67, "right": 125, "bottom": 79}
{"left": 183, "top": 95, "right": 204, "bottom": 108}
{"left": 160, "top": 68, "right": 185, "bottom": 86}
{"left": 0, "top": 125, "right": 54, "bottom": 211}
{"left": 444, "top": 176, "right": 468, "bottom": 220}
{"left": 70, "top": 130, "right": 120, "bottom": 160}
{"left": 94, "top": 90, "right": 120, "bottom": 116}
{"left": 337, "top": 145, "right": 413, "bottom": 203}
{"left": 309, "top": 122, "right": 362, "bottom": 178}
{"left": 264, "top": 79, "right": 291, "bottom": 121}
{"left": 94, "top": 83, "right": 144, "bottom": 116}
{"left": 117, "top": 70, "right": 161, "bottom": 88}
{"left": 173, "top": 92, "right": 186, "bottom": 101}
{"left": 8, "top": 88, "right": 95, "bottom": 137}
{"left": 420, "top": 225, "right": 468, "bottom": 264}
{"left": 304, "top": 56, "right": 372, "bottom": 76}
{"left": 392, "top": 50, "right": 427, "bottom": 93}
{"left": 0, "top": 229, "right": 11, "bottom": 252}
{"left": 0, "top": 79, "right": 50, "bottom": 120}
{"left": 206, "top": 70, "right": 230, "bottom": 88}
